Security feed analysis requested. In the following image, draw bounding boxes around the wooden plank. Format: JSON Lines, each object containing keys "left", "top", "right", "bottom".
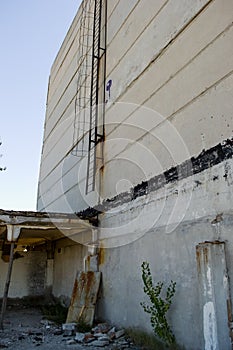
{"left": 66, "top": 271, "right": 101, "bottom": 326}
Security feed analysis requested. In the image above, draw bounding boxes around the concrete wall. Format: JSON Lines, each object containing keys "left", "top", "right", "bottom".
{"left": 97, "top": 156, "right": 233, "bottom": 349}
{"left": 37, "top": 0, "right": 233, "bottom": 348}
{"left": 103, "top": 0, "right": 233, "bottom": 198}
{"left": 0, "top": 241, "right": 88, "bottom": 305}
{"left": 37, "top": 0, "right": 233, "bottom": 212}
{"left": 52, "top": 238, "right": 88, "bottom": 305}
{"left": 0, "top": 251, "right": 46, "bottom": 298}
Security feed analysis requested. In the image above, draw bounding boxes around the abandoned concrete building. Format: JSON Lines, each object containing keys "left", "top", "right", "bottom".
{"left": 1, "top": 0, "right": 233, "bottom": 349}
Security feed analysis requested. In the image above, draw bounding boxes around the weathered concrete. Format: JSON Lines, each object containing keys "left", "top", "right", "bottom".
{"left": 196, "top": 242, "right": 232, "bottom": 350}
{"left": 52, "top": 238, "right": 88, "bottom": 304}
{"left": 0, "top": 210, "right": 93, "bottom": 301}
{"left": 96, "top": 214, "right": 233, "bottom": 350}
{"left": 0, "top": 251, "right": 46, "bottom": 298}
{"left": 36, "top": 0, "right": 233, "bottom": 349}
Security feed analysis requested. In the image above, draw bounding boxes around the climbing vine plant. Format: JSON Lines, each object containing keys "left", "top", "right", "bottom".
{"left": 140, "top": 261, "right": 176, "bottom": 346}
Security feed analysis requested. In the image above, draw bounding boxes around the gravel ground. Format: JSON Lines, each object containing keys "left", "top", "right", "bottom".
{"left": 0, "top": 307, "right": 142, "bottom": 350}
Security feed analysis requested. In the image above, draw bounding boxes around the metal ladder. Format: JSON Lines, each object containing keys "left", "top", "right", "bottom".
{"left": 86, "top": 0, "right": 106, "bottom": 194}
{"left": 72, "top": 0, "right": 94, "bottom": 157}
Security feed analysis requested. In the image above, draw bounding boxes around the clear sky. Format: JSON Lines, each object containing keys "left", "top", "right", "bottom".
{"left": 0, "top": 0, "right": 81, "bottom": 211}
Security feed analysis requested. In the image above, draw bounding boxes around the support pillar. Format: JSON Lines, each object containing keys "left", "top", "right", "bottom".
{"left": 0, "top": 242, "right": 15, "bottom": 330}
{"left": 45, "top": 259, "right": 54, "bottom": 289}
{"left": 196, "top": 241, "right": 233, "bottom": 350}
{"left": 45, "top": 242, "right": 54, "bottom": 295}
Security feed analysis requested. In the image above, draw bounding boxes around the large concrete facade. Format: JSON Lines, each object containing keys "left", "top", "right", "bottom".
{"left": 36, "top": 0, "right": 233, "bottom": 348}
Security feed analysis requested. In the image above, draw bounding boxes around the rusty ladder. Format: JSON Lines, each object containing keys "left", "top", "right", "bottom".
{"left": 85, "top": 0, "right": 106, "bottom": 194}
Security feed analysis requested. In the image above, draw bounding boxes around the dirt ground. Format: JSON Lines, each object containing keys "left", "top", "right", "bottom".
{"left": 0, "top": 306, "right": 74, "bottom": 349}
{"left": 0, "top": 306, "right": 142, "bottom": 350}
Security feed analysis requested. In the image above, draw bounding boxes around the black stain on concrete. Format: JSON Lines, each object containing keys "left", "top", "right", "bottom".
{"left": 132, "top": 181, "right": 148, "bottom": 200}
{"left": 77, "top": 138, "right": 233, "bottom": 218}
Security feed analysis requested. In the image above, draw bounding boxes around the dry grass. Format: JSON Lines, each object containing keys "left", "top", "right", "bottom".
{"left": 126, "top": 328, "right": 185, "bottom": 350}
{"left": 40, "top": 303, "right": 68, "bottom": 324}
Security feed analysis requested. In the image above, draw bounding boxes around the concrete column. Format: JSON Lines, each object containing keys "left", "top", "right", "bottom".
{"left": 83, "top": 229, "right": 99, "bottom": 272}
{"left": 84, "top": 254, "right": 99, "bottom": 272}
{"left": 45, "top": 259, "right": 54, "bottom": 290}
{"left": 45, "top": 242, "right": 54, "bottom": 294}
{"left": 6, "top": 225, "right": 21, "bottom": 241}
{"left": 196, "top": 241, "right": 232, "bottom": 350}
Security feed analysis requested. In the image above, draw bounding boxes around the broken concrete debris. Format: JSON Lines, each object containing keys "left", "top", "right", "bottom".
{"left": 62, "top": 322, "right": 77, "bottom": 331}
{"left": 1, "top": 306, "right": 141, "bottom": 350}
{"left": 83, "top": 333, "right": 96, "bottom": 343}
{"left": 92, "top": 322, "right": 111, "bottom": 334}
{"left": 88, "top": 339, "right": 110, "bottom": 347}
{"left": 75, "top": 331, "right": 85, "bottom": 342}
{"left": 66, "top": 339, "right": 76, "bottom": 345}
{"left": 63, "top": 322, "right": 127, "bottom": 347}
{"left": 62, "top": 322, "right": 77, "bottom": 336}
{"left": 115, "top": 329, "right": 125, "bottom": 339}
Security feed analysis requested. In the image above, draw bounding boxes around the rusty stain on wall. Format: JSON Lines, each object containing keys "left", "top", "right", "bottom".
{"left": 98, "top": 245, "right": 105, "bottom": 266}
{"left": 85, "top": 255, "right": 91, "bottom": 272}
{"left": 196, "top": 247, "right": 201, "bottom": 273}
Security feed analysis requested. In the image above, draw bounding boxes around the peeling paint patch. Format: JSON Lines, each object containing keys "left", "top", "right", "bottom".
{"left": 206, "top": 265, "right": 213, "bottom": 298}
{"left": 203, "top": 301, "right": 218, "bottom": 350}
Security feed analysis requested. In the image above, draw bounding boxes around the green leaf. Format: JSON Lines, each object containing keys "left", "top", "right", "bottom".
{"left": 140, "top": 261, "right": 176, "bottom": 346}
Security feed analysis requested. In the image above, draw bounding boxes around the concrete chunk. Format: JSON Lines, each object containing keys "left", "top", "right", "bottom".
{"left": 115, "top": 329, "right": 125, "bottom": 339}
{"left": 89, "top": 340, "right": 110, "bottom": 347}
{"left": 62, "top": 323, "right": 77, "bottom": 331}
{"left": 98, "top": 335, "right": 110, "bottom": 342}
{"left": 84, "top": 333, "right": 96, "bottom": 343}
{"left": 75, "top": 332, "right": 85, "bottom": 342}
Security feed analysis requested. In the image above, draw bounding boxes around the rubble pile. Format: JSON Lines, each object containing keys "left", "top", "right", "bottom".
{"left": 0, "top": 319, "right": 62, "bottom": 349}
{"left": 62, "top": 322, "right": 139, "bottom": 349}
{"left": 0, "top": 312, "right": 141, "bottom": 350}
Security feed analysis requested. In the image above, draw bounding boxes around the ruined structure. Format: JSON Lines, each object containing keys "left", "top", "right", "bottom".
{"left": 1, "top": 1, "right": 233, "bottom": 349}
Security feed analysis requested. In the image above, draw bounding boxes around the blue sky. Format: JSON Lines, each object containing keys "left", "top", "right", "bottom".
{"left": 0, "top": 0, "right": 81, "bottom": 211}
